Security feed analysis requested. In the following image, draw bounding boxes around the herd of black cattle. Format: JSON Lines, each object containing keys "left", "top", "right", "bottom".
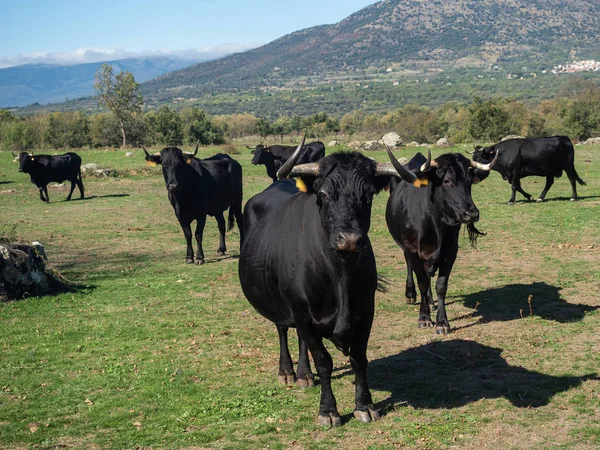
{"left": 12, "top": 135, "right": 587, "bottom": 427}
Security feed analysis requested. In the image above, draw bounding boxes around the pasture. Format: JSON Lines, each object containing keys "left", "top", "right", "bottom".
{"left": 0, "top": 144, "right": 599, "bottom": 449}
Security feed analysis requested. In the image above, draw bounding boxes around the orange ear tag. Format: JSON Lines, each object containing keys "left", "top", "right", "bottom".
{"left": 146, "top": 160, "right": 157, "bottom": 167}
{"left": 186, "top": 158, "right": 192, "bottom": 164}
{"left": 413, "top": 177, "right": 429, "bottom": 187}
{"left": 296, "top": 178, "right": 308, "bottom": 193}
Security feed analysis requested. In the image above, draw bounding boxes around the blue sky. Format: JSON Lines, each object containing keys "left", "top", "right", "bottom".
{"left": 1, "top": 0, "right": 377, "bottom": 67}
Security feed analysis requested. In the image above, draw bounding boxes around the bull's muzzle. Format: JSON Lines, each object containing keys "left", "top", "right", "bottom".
{"left": 167, "top": 183, "right": 179, "bottom": 192}
{"left": 336, "top": 232, "right": 364, "bottom": 252}
{"left": 460, "top": 207, "right": 480, "bottom": 224}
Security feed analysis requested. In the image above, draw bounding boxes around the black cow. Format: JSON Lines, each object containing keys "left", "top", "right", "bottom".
{"left": 14, "top": 151, "right": 84, "bottom": 203}
{"left": 143, "top": 144, "right": 244, "bottom": 264}
{"left": 385, "top": 148, "right": 497, "bottom": 334}
{"left": 239, "top": 137, "right": 420, "bottom": 427}
{"left": 248, "top": 141, "right": 325, "bottom": 182}
{"left": 471, "top": 136, "right": 586, "bottom": 204}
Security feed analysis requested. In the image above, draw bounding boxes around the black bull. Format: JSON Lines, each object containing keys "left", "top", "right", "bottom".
{"left": 239, "top": 137, "right": 421, "bottom": 427}
{"left": 15, "top": 151, "right": 84, "bottom": 202}
{"left": 471, "top": 136, "right": 586, "bottom": 203}
{"left": 385, "top": 148, "right": 497, "bottom": 334}
{"left": 143, "top": 145, "right": 244, "bottom": 264}
{"left": 248, "top": 141, "right": 325, "bottom": 182}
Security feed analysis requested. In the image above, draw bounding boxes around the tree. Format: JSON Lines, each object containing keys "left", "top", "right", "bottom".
{"left": 94, "top": 64, "right": 143, "bottom": 148}
{"left": 182, "top": 107, "right": 225, "bottom": 145}
{"left": 147, "top": 106, "right": 184, "bottom": 146}
{"left": 255, "top": 118, "right": 273, "bottom": 140}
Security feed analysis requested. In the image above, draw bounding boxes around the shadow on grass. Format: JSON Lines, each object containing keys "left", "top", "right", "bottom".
{"left": 460, "top": 282, "right": 598, "bottom": 323}
{"left": 0, "top": 180, "right": 13, "bottom": 185}
{"left": 501, "top": 194, "right": 600, "bottom": 204}
{"left": 362, "top": 340, "right": 597, "bottom": 412}
{"left": 69, "top": 194, "right": 130, "bottom": 201}
{"left": 56, "top": 250, "right": 157, "bottom": 281}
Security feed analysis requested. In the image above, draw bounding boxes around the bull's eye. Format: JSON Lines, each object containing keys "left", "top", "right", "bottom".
{"left": 318, "top": 190, "right": 329, "bottom": 201}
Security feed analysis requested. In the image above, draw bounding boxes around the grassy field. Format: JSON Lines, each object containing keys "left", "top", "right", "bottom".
{"left": 0, "top": 144, "right": 599, "bottom": 449}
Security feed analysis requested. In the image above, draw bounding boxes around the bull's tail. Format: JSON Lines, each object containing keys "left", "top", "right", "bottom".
{"left": 575, "top": 172, "right": 587, "bottom": 186}
{"left": 227, "top": 204, "right": 235, "bottom": 231}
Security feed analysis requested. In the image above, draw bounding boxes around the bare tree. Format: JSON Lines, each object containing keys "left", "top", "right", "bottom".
{"left": 94, "top": 64, "right": 143, "bottom": 147}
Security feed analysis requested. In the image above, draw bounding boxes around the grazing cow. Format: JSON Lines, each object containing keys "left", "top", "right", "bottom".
{"left": 248, "top": 141, "right": 325, "bottom": 182}
{"left": 470, "top": 136, "right": 586, "bottom": 203}
{"left": 14, "top": 151, "right": 84, "bottom": 203}
{"left": 385, "top": 148, "right": 497, "bottom": 334}
{"left": 239, "top": 137, "right": 420, "bottom": 427}
{"left": 142, "top": 144, "right": 244, "bottom": 264}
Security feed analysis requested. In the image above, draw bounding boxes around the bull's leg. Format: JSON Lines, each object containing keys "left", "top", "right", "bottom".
{"left": 179, "top": 220, "right": 195, "bottom": 264}
{"left": 276, "top": 325, "right": 296, "bottom": 385}
{"left": 38, "top": 186, "right": 48, "bottom": 202}
{"left": 296, "top": 323, "right": 340, "bottom": 428}
{"left": 537, "top": 176, "right": 554, "bottom": 202}
{"left": 193, "top": 215, "right": 206, "bottom": 265}
{"left": 66, "top": 178, "right": 77, "bottom": 200}
{"left": 565, "top": 166, "right": 580, "bottom": 201}
{"left": 350, "top": 308, "right": 380, "bottom": 423}
{"left": 295, "top": 329, "right": 314, "bottom": 388}
{"left": 43, "top": 186, "right": 50, "bottom": 203}
{"left": 407, "top": 255, "right": 434, "bottom": 328}
{"left": 434, "top": 229, "right": 459, "bottom": 334}
{"left": 76, "top": 173, "right": 85, "bottom": 198}
{"left": 509, "top": 178, "right": 532, "bottom": 204}
{"left": 404, "top": 252, "right": 417, "bottom": 304}
{"left": 215, "top": 213, "right": 227, "bottom": 256}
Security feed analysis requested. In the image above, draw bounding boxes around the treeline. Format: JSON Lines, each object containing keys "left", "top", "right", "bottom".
{"left": 2, "top": 80, "right": 600, "bottom": 151}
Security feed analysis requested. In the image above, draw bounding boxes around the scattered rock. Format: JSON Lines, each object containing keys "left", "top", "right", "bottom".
{"left": 125, "top": 152, "right": 134, "bottom": 157}
{"left": 501, "top": 135, "right": 525, "bottom": 142}
{"left": 362, "top": 140, "right": 384, "bottom": 151}
{"left": 53, "top": 183, "right": 64, "bottom": 188}
{"left": 407, "top": 141, "right": 420, "bottom": 147}
{"left": 348, "top": 141, "right": 362, "bottom": 149}
{"left": 0, "top": 242, "right": 69, "bottom": 301}
{"left": 81, "top": 163, "right": 115, "bottom": 178}
{"left": 1, "top": 189, "right": 16, "bottom": 194}
{"left": 379, "top": 132, "right": 403, "bottom": 147}
{"left": 327, "top": 141, "right": 339, "bottom": 147}
{"left": 436, "top": 137, "right": 451, "bottom": 148}
{"left": 580, "top": 137, "right": 600, "bottom": 145}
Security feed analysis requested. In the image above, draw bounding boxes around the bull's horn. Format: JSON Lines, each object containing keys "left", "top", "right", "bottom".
{"left": 380, "top": 146, "right": 417, "bottom": 182}
{"left": 470, "top": 150, "right": 499, "bottom": 171}
{"left": 245, "top": 145, "right": 256, "bottom": 150}
{"left": 192, "top": 141, "right": 199, "bottom": 156}
{"left": 277, "top": 134, "right": 307, "bottom": 179}
{"left": 466, "top": 149, "right": 476, "bottom": 155}
{"left": 11, "top": 151, "right": 17, "bottom": 157}
{"left": 139, "top": 142, "right": 150, "bottom": 158}
{"left": 420, "top": 149, "right": 436, "bottom": 172}
{"left": 289, "top": 163, "right": 320, "bottom": 177}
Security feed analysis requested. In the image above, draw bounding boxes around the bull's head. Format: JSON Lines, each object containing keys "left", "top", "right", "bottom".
{"left": 277, "top": 136, "right": 420, "bottom": 253}
{"left": 141, "top": 143, "right": 199, "bottom": 192}
{"left": 468, "top": 145, "right": 499, "bottom": 183}
{"left": 249, "top": 145, "right": 270, "bottom": 165}
{"left": 389, "top": 148, "right": 497, "bottom": 226}
{"left": 14, "top": 151, "right": 35, "bottom": 173}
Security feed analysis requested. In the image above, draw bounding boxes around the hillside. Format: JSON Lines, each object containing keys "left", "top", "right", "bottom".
{"left": 0, "top": 57, "right": 201, "bottom": 108}
{"left": 141, "top": 0, "right": 600, "bottom": 103}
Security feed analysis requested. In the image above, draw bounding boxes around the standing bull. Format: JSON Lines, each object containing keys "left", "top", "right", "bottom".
{"left": 385, "top": 148, "right": 497, "bottom": 334}
{"left": 239, "top": 136, "right": 420, "bottom": 427}
{"left": 471, "top": 136, "right": 586, "bottom": 203}
{"left": 14, "top": 151, "right": 84, "bottom": 203}
{"left": 143, "top": 143, "right": 244, "bottom": 264}
{"left": 248, "top": 141, "right": 325, "bottom": 182}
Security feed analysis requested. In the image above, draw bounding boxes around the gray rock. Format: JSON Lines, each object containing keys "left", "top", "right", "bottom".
{"left": 436, "top": 137, "right": 451, "bottom": 148}
{"left": 327, "top": 141, "right": 339, "bottom": 147}
{"left": 581, "top": 137, "right": 600, "bottom": 145}
{"left": 362, "top": 140, "right": 384, "bottom": 151}
{"left": 125, "top": 152, "right": 134, "bottom": 157}
{"left": 379, "top": 132, "right": 403, "bottom": 147}
{"left": 81, "top": 163, "right": 115, "bottom": 178}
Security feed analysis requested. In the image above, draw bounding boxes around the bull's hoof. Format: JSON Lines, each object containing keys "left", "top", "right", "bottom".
{"left": 526, "top": 196, "right": 533, "bottom": 202}
{"left": 435, "top": 326, "right": 450, "bottom": 335}
{"left": 296, "top": 374, "right": 315, "bottom": 389}
{"left": 570, "top": 198, "right": 576, "bottom": 202}
{"left": 405, "top": 296, "right": 417, "bottom": 305}
{"left": 317, "top": 413, "right": 342, "bottom": 428}
{"left": 278, "top": 373, "right": 296, "bottom": 386}
{"left": 185, "top": 258, "right": 194, "bottom": 264}
{"left": 418, "top": 319, "right": 434, "bottom": 328}
{"left": 507, "top": 201, "right": 515, "bottom": 205}
{"left": 195, "top": 258, "right": 205, "bottom": 265}
{"left": 353, "top": 408, "right": 381, "bottom": 423}
{"left": 536, "top": 198, "right": 544, "bottom": 203}
{"left": 216, "top": 251, "right": 226, "bottom": 257}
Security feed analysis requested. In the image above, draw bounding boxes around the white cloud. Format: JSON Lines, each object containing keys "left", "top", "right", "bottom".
{"left": 0, "top": 43, "right": 261, "bottom": 69}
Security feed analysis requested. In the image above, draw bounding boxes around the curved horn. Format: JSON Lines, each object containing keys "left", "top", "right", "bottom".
{"left": 381, "top": 146, "right": 417, "bottom": 182}
{"left": 466, "top": 149, "right": 476, "bottom": 155}
{"left": 139, "top": 142, "right": 150, "bottom": 158}
{"left": 245, "top": 145, "right": 256, "bottom": 150}
{"left": 289, "top": 163, "right": 320, "bottom": 177}
{"left": 470, "top": 150, "right": 499, "bottom": 171}
{"left": 420, "top": 149, "right": 437, "bottom": 172}
{"left": 11, "top": 150, "right": 17, "bottom": 157}
{"left": 192, "top": 141, "right": 199, "bottom": 156}
{"left": 277, "top": 134, "right": 307, "bottom": 179}
{"left": 30, "top": 149, "right": 35, "bottom": 155}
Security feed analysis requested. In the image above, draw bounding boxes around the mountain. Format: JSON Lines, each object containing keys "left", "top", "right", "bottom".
{"left": 141, "top": 0, "right": 600, "bottom": 104}
{"left": 0, "top": 57, "right": 202, "bottom": 108}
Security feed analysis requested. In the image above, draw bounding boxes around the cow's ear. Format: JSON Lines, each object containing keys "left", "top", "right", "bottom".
{"left": 372, "top": 175, "right": 392, "bottom": 193}
{"left": 296, "top": 176, "right": 316, "bottom": 193}
{"left": 145, "top": 155, "right": 161, "bottom": 166}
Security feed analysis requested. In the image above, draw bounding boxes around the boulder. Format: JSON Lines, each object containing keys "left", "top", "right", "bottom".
{"left": 407, "top": 141, "right": 420, "bottom": 147}
{"left": 361, "top": 141, "right": 385, "bottom": 151}
{"left": 81, "top": 163, "right": 115, "bottom": 178}
{"left": 379, "top": 132, "right": 403, "bottom": 147}
{"left": 327, "top": 141, "right": 339, "bottom": 147}
{"left": 348, "top": 141, "right": 362, "bottom": 149}
{"left": 500, "top": 135, "right": 525, "bottom": 142}
{"left": 125, "top": 152, "right": 134, "bottom": 157}
{"left": 0, "top": 242, "right": 68, "bottom": 301}
{"left": 436, "top": 137, "right": 451, "bottom": 148}
{"left": 581, "top": 137, "right": 600, "bottom": 145}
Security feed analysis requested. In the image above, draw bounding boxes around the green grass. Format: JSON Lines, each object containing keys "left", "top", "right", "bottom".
{"left": 0, "top": 144, "right": 598, "bottom": 449}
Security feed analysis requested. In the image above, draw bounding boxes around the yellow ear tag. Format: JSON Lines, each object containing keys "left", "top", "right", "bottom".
{"left": 413, "top": 177, "right": 429, "bottom": 187}
{"left": 296, "top": 178, "right": 308, "bottom": 193}
{"left": 186, "top": 158, "right": 192, "bottom": 164}
{"left": 146, "top": 160, "right": 157, "bottom": 167}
